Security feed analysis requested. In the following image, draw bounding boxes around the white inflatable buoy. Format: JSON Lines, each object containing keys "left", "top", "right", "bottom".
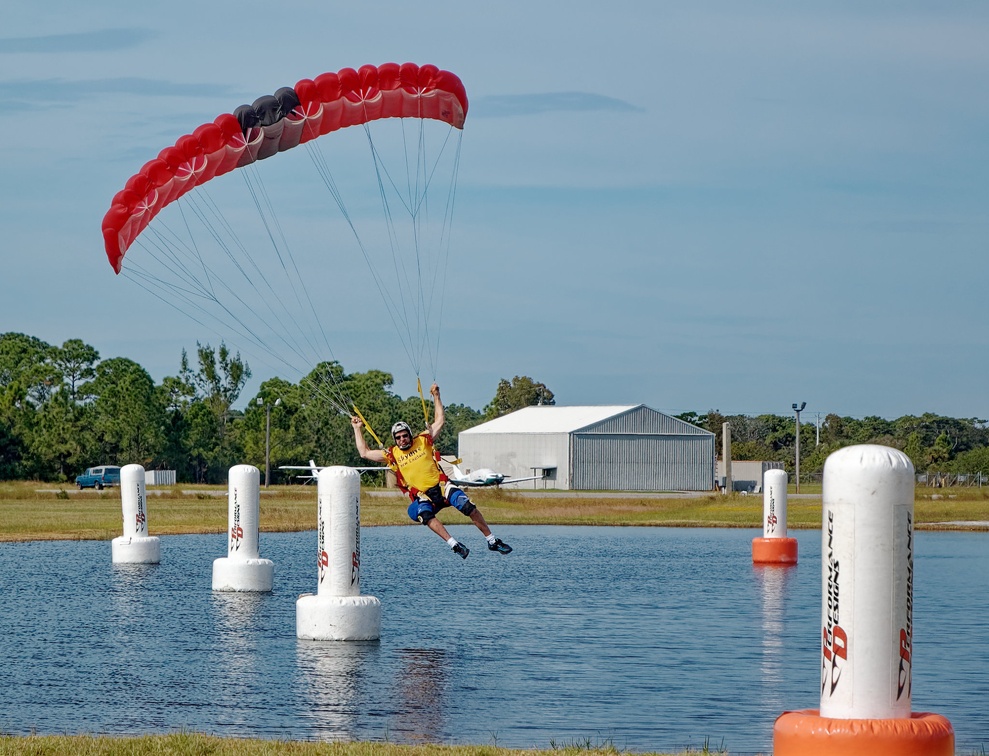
{"left": 752, "top": 468, "right": 797, "bottom": 564}
{"left": 820, "top": 445, "right": 914, "bottom": 719}
{"left": 297, "top": 466, "right": 381, "bottom": 640}
{"left": 111, "top": 464, "right": 161, "bottom": 564}
{"left": 212, "top": 465, "right": 274, "bottom": 592}
{"left": 774, "top": 444, "right": 953, "bottom": 755}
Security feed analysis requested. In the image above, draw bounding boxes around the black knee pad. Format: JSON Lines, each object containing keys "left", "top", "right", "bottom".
{"left": 448, "top": 487, "right": 476, "bottom": 516}
{"left": 408, "top": 499, "right": 436, "bottom": 525}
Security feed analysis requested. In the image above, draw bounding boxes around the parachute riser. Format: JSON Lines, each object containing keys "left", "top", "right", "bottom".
{"left": 352, "top": 405, "right": 384, "bottom": 449}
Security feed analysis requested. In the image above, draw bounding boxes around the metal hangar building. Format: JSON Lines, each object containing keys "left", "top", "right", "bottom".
{"left": 457, "top": 405, "right": 716, "bottom": 491}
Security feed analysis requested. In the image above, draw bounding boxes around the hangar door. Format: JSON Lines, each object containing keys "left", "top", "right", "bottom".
{"left": 570, "top": 433, "right": 715, "bottom": 491}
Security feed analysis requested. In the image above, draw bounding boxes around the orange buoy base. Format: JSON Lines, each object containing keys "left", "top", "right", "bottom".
{"left": 752, "top": 536, "right": 798, "bottom": 564}
{"left": 774, "top": 709, "right": 954, "bottom": 756}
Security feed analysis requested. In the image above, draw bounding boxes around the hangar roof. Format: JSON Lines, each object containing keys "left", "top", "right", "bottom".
{"left": 460, "top": 405, "right": 640, "bottom": 434}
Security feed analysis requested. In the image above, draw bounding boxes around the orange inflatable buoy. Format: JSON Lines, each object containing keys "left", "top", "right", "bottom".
{"left": 774, "top": 708, "right": 955, "bottom": 755}
{"left": 752, "top": 536, "right": 798, "bottom": 565}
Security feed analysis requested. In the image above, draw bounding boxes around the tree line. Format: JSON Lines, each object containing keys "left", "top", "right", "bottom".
{"left": 0, "top": 332, "right": 555, "bottom": 484}
{"left": 676, "top": 410, "right": 989, "bottom": 482}
{"left": 3, "top": 331, "right": 987, "bottom": 485}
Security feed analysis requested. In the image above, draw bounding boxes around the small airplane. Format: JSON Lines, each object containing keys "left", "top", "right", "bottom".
{"left": 447, "top": 463, "right": 544, "bottom": 488}
{"left": 279, "top": 460, "right": 387, "bottom": 482}
{"left": 279, "top": 460, "right": 542, "bottom": 488}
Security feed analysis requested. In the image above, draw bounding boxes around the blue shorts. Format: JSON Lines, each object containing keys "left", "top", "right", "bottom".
{"left": 407, "top": 485, "right": 475, "bottom": 523}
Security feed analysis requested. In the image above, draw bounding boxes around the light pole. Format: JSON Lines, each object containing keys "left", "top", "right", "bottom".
{"left": 792, "top": 401, "right": 806, "bottom": 493}
{"left": 257, "top": 397, "right": 282, "bottom": 487}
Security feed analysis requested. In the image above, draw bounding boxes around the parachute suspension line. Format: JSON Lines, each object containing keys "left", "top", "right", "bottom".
{"left": 120, "top": 267, "right": 329, "bottom": 406}
{"left": 356, "top": 114, "right": 461, "bottom": 382}
{"left": 297, "top": 108, "right": 462, "bottom": 388}
{"left": 195, "top": 177, "right": 350, "bottom": 392}
{"left": 427, "top": 128, "right": 465, "bottom": 383}
{"left": 366, "top": 119, "right": 462, "bottom": 382}
{"left": 301, "top": 366, "right": 355, "bottom": 420}
{"left": 121, "top": 265, "right": 338, "bottom": 413}
{"left": 238, "top": 166, "right": 337, "bottom": 363}
{"left": 147, "top": 191, "right": 325, "bottom": 377}
{"left": 162, "top": 193, "right": 282, "bottom": 322}
{"left": 129, "top": 194, "right": 358, "bottom": 421}
{"left": 120, "top": 263, "right": 306, "bottom": 394}
{"left": 407, "top": 125, "right": 463, "bottom": 382}
{"left": 362, "top": 121, "right": 423, "bottom": 376}
{"left": 230, "top": 167, "right": 363, "bottom": 418}
{"left": 137, "top": 210, "right": 217, "bottom": 300}
{"left": 346, "top": 100, "right": 423, "bottom": 378}
{"left": 302, "top": 140, "right": 421, "bottom": 372}
{"left": 244, "top": 166, "right": 330, "bottom": 351}
{"left": 410, "top": 119, "right": 430, "bottom": 380}
{"left": 171, "top": 201, "right": 219, "bottom": 301}
{"left": 401, "top": 118, "right": 432, "bottom": 385}
{"left": 353, "top": 104, "right": 423, "bottom": 375}
{"left": 136, "top": 225, "right": 285, "bottom": 358}
{"left": 121, "top": 265, "right": 231, "bottom": 341}
{"left": 130, "top": 229, "right": 314, "bottom": 380}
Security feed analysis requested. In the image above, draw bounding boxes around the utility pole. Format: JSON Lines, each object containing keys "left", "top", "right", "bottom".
{"left": 257, "top": 397, "right": 282, "bottom": 487}
{"left": 792, "top": 402, "right": 806, "bottom": 494}
{"left": 722, "top": 422, "right": 732, "bottom": 495}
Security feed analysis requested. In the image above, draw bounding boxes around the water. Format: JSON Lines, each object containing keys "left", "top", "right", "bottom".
{"left": 0, "top": 526, "right": 985, "bottom": 754}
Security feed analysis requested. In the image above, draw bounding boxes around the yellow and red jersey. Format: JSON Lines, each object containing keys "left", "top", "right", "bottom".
{"left": 384, "top": 432, "right": 449, "bottom": 499}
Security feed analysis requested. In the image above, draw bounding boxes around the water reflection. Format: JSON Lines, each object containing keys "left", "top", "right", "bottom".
{"left": 393, "top": 648, "right": 450, "bottom": 742}
{"left": 211, "top": 591, "right": 267, "bottom": 643}
{"left": 209, "top": 592, "right": 267, "bottom": 726}
{"left": 106, "top": 563, "right": 161, "bottom": 674}
{"left": 296, "top": 640, "right": 377, "bottom": 740}
{"left": 753, "top": 564, "right": 795, "bottom": 711}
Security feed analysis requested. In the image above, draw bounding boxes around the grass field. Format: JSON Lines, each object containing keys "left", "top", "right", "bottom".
{"left": 1, "top": 480, "right": 986, "bottom": 542}
{"left": 0, "top": 733, "right": 733, "bottom": 756}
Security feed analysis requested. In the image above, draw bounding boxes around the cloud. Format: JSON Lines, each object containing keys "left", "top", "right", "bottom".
{"left": 471, "top": 91, "right": 644, "bottom": 118}
{"left": 0, "top": 28, "right": 157, "bottom": 54}
{"left": 0, "top": 78, "right": 234, "bottom": 108}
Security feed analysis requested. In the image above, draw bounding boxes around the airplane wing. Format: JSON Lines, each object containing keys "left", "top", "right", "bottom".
{"left": 279, "top": 462, "right": 387, "bottom": 482}
{"left": 448, "top": 474, "right": 545, "bottom": 487}
{"left": 500, "top": 475, "right": 544, "bottom": 485}
{"left": 278, "top": 464, "right": 388, "bottom": 471}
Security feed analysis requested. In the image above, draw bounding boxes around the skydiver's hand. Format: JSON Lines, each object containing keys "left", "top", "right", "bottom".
{"left": 430, "top": 383, "right": 440, "bottom": 397}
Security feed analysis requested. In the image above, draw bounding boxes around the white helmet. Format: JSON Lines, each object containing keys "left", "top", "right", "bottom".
{"left": 391, "top": 421, "right": 414, "bottom": 449}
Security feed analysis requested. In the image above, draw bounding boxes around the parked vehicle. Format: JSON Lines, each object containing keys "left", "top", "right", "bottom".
{"left": 75, "top": 465, "right": 122, "bottom": 490}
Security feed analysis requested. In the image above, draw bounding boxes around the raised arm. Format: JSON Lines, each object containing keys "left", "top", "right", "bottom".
{"left": 428, "top": 383, "right": 445, "bottom": 438}
{"left": 351, "top": 416, "right": 386, "bottom": 462}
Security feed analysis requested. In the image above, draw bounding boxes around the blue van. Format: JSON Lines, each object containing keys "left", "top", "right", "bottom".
{"left": 75, "top": 465, "right": 122, "bottom": 490}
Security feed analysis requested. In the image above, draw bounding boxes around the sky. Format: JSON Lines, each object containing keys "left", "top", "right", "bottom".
{"left": 2, "top": 2, "right": 988, "bottom": 421}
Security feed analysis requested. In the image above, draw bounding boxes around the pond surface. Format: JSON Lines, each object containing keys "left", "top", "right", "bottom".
{"left": 0, "top": 526, "right": 985, "bottom": 755}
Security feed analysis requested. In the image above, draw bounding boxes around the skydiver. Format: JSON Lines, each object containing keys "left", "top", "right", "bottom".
{"left": 351, "top": 383, "right": 513, "bottom": 559}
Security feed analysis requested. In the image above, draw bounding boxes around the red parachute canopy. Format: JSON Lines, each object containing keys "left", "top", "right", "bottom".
{"left": 102, "top": 62, "right": 468, "bottom": 273}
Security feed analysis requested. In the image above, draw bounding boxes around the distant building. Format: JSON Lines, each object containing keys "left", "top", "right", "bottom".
{"left": 715, "top": 460, "right": 785, "bottom": 494}
{"left": 458, "top": 405, "right": 716, "bottom": 491}
{"left": 145, "top": 469, "right": 177, "bottom": 486}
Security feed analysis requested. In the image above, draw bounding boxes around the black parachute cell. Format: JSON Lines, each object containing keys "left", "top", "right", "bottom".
{"left": 234, "top": 103, "right": 261, "bottom": 132}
